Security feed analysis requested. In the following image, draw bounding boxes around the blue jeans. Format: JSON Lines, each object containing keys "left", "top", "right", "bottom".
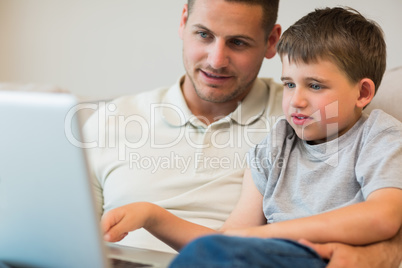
{"left": 169, "top": 235, "right": 328, "bottom": 268}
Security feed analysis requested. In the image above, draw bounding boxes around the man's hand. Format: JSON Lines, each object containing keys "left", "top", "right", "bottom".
{"left": 299, "top": 238, "right": 402, "bottom": 268}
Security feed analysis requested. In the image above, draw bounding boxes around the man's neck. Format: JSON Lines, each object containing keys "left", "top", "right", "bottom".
{"left": 181, "top": 79, "right": 244, "bottom": 126}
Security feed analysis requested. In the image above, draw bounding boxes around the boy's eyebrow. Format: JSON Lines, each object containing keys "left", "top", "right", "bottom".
{"left": 192, "top": 24, "right": 256, "bottom": 43}
{"left": 281, "top": 76, "right": 329, "bottom": 83}
{"left": 305, "top": 76, "right": 329, "bottom": 83}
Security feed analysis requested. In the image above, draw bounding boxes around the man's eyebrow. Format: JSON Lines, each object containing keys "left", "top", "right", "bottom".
{"left": 192, "top": 24, "right": 210, "bottom": 31}
{"left": 192, "top": 24, "right": 256, "bottom": 42}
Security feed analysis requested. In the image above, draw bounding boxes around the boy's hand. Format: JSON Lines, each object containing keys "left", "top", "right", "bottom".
{"left": 101, "top": 202, "right": 216, "bottom": 251}
{"left": 101, "top": 202, "right": 153, "bottom": 242}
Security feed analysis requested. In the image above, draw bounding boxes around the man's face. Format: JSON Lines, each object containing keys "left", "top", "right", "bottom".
{"left": 179, "top": 0, "right": 274, "bottom": 104}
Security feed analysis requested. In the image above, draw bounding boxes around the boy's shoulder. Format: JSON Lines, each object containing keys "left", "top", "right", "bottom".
{"left": 271, "top": 118, "right": 295, "bottom": 140}
{"left": 362, "top": 109, "right": 402, "bottom": 140}
{"left": 365, "top": 109, "right": 402, "bottom": 129}
{"left": 257, "top": 118, "right": 294, "bottom": 152}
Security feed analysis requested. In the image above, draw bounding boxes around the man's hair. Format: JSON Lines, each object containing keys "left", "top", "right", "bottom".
{"left": 187, "top": 0, "right": 280, "bottom": 39}
{"left": 277, "top": 7, "right": 386, "bottom": 93}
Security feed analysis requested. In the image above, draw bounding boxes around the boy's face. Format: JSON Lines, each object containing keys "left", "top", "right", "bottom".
{"left": 178, "top": 0, "right": 278, "bottom": 103}
{"left": 281, "top": 56, "right": 363, "bottom": 144}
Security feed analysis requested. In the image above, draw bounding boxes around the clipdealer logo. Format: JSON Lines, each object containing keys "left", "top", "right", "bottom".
{"left": 63, "top": 100, "right": 340, "bottom": 167}
{"left": 63, "top": 101, "right": 279, "bottom": 159}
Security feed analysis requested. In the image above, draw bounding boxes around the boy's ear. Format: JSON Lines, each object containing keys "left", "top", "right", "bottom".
{"left": 356, "top": 78, "right": 375, "bottom": 108}
{"left": 264, "top": 24, "right": 282, "bottom": 59}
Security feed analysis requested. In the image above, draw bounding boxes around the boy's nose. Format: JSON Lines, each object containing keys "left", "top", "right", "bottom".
{"left": 207, "top": 40, "right": 229, "bottom": 69}
{"left": 290, "top": 88, "right": 308, "bottom": 108}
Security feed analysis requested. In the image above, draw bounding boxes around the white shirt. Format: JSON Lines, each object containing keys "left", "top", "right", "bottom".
{"left": 83, "top": 76, "right": 283, "bottom": 253}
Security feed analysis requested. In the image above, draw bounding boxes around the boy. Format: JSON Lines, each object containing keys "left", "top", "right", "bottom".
{"left": 101, "top": 7, "right": 402, "bottom": 267}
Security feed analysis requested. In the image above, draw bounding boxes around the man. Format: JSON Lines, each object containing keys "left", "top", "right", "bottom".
{"left": 83, "top": 0, "right": 401, "bottom": 266}
{"left": 84, "top": 0, "right": 282, "bottom": 253}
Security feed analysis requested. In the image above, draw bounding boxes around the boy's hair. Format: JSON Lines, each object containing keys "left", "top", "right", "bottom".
{"left": 277, "top": 7, "right": 386, "bottom": 94}
{"left": 187, "top": 0, "right": 279, "bottom": 40}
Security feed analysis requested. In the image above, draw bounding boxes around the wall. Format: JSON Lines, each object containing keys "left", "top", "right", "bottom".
{"left": 0, "top": 0, "right": 401, "bottom": 99}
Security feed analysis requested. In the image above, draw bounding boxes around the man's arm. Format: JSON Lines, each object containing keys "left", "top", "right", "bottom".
{"left": 225, "top": 187, "right": 402, "bottom": 246}
{"left": 299, "top": 227, "right": 402, "bottom": 268}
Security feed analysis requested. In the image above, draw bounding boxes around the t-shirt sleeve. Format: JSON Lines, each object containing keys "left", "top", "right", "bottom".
{"left": 248, "top": 136, "right": 272, "bottom": 195}
{"left": 248, "top": 119, "right": 290, "bottom": 195}
{"left": 356, "top": 112, "right": 402, "bottom": 198}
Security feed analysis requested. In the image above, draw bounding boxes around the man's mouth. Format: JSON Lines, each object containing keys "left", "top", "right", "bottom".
{"left": 201, "top": 70, "right": 231, "bottom": 80}
{"left": 204, "top": 72, "right": 224, "bottom": 78}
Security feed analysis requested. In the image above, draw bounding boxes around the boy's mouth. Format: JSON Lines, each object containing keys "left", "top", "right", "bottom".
{"left": 291, "top": 113, "right": 313, "bottom": 125}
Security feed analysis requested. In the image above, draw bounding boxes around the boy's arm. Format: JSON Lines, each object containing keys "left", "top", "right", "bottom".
{"left": 101, "top": 168, "right": 266, "bottom": 251}
{"left": 221, "top": 168, "right": 267, "bottom": 230}
{"left": 102, "top": 202, "right": 217, "bottom": 251}
{"left": 225, "top": 187, "right": 402, "bottom": 245}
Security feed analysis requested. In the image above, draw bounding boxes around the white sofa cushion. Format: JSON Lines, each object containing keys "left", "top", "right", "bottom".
{"left": 366, "top": 66, "right": 402, "bottom": 122}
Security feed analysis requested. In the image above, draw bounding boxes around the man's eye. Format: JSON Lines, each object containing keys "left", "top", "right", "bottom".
{"left": 232, "top": 39, "right": 245, "bottom": 46}
{"left": 198, "top": 32, "right": 208, "bottom": 38}
{"left": 311, "top": 84, "right": 321, "bottom": 90}
{"left": 285, "top": 82, "right": 296, "bottom": 89}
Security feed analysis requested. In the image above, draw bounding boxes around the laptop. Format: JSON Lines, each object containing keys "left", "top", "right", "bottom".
{"left": 0, "top": 91, "right": 176, "bottom": 268}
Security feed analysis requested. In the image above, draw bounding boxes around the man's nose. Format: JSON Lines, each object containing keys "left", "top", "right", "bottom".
{"left": 207, "top": 40, "right": 229, "bottom": 69}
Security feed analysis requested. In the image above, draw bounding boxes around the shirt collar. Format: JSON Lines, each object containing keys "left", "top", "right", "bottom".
{"left": 161, "top": 76, "right": 192, "bottom": 127}
{"left": 229, "top": 78, "right": 268, "bottom": 126}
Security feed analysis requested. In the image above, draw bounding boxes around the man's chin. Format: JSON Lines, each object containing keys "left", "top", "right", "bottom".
{"left": 196, "top": 91, "right": 238, "bottom": 103}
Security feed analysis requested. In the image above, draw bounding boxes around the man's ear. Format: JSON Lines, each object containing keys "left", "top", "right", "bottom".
{"left": 356, "top": 78, "right": 375, "bottom": 108}
{"left": 178, "top": 4, "right": 189, "bottom": 40}
{"left": 265, "top": 24, "right": 282, "bottom": 59}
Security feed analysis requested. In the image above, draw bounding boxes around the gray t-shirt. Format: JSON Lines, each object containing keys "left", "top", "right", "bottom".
{"left": 249, "top": 109, "right": 402, "bottom": 224}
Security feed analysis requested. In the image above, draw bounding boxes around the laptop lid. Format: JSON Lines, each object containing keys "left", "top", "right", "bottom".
{"left": 0, "top": 91, "right": 113, "bottom": 268}
{"left": 0, "top": 91, "right": 176, "bottom": 268}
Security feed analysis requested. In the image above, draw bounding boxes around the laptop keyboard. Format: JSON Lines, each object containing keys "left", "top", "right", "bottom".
{"left": 111, "top": 258, "right": 153, "bottom": 268}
